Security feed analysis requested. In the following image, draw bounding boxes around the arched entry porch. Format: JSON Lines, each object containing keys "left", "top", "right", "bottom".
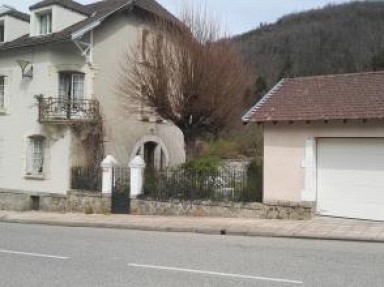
{"left": 130, "top": 135, "right": 170, "bottom": 170}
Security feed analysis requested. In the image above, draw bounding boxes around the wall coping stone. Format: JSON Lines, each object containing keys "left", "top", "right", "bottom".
{"left": 67, "top": 190, "right": 110, "bottom": 198}
{"left": 137, "top": 199, "right": 311, "bottom": 211}
{"left": 264, "top": 200, "right": 315, "bottom": 208}
{"left": 131, "top": 199, "right": 314, "bottom": 220}
{"left": 0, "top": 188, "right": 67, "bottom": 198}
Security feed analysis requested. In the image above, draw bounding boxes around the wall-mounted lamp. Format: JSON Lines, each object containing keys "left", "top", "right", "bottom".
{"left": 17, "top": 60, "right": 33, "bottom": 79}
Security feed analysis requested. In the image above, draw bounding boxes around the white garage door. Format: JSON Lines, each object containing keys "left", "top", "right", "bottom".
{"left": 317, "top": 138, "right": 384, "bottom": 221}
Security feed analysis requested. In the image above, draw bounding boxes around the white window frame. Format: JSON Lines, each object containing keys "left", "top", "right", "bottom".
{"left": 71, "top": 73, "right": 85, "bottom": 102}
{"left": 26, "top": 136, "right": 45, "bottom": 177}
{"left": 58, "top": 72, "right": 85, "bottom": 102}
{"left": 38, "top": 11, "right": 52, "bottom": 35}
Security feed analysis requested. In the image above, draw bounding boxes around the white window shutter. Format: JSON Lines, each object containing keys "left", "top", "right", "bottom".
{"left": 302, "top": 138, "right": 317, "bottom": 202}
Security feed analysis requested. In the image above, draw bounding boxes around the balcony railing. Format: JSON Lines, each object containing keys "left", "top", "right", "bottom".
{"left": 37, "top": 97, "right": 100, "bottom": 124}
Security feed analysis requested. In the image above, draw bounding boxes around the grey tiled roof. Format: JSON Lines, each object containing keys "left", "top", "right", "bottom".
{"left": 0, "top": 8, "right": 30, "bottom": 22}
{"left": 29, "top": 0, "right": 93, "bottom": 16}
{"left": 0, "top": 0, "right": 178, "bottom": 51}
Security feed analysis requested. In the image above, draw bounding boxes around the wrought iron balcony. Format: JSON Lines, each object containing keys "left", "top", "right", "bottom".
{"left": 37, "top": 97, "right": 100, "bottom": 124}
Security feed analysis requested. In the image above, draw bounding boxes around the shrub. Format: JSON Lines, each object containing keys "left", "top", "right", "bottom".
{"left": 197, "top": 126, "right": 263, "bottom": 159}
{"left": 182, "top": 156, "right": 222, "bottom": 173}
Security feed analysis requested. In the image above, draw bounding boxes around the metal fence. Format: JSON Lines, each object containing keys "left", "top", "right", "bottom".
{"left": 142, "top": 169, "right": 262, "bottom": 203}
{"left": 70, "top": 165, "right": 262, "bottom": 203}
{"left": 71, "top": 166, "right": 102, "bottom": 192}
{"left": 113, "top": 166, "right": 130, "bottom": 193}
{"left": 111, "top": 166, "right": 131, "bottom": 214}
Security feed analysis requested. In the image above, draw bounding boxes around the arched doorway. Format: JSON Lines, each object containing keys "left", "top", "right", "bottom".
{"left": 131, "top": 136, "right": 170, "bottom": 170}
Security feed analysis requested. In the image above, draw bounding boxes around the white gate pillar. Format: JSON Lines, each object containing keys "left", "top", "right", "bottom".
{"left": 129, "top": 156, "right": 146, "bottom": 198}
{"left": 101, "top": 155, "right": 117, "bottom": 194}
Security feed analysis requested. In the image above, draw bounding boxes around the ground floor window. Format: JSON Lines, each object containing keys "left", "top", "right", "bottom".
{"left": 26, "top": 136, "right": 45, "bottom": 176}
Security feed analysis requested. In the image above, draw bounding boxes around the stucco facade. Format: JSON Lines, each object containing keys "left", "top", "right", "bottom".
{"left": 91, "top": 13, "right": 185, "bottom": 166}
{"left": 1, "top": 15, "right": 29, "bottom": 42}
{"left": 263, "top": 121, "right": 384, "bottom": 203}
{"left": 0, "top": 2, "right": 185, "bottom": 198}
{"left": 0, "top": 46, "right": 80, "bottom": 194}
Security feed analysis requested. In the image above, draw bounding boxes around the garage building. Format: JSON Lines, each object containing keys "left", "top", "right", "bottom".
{"left": 242, "top": 71, "right": 384, "bottom": 221}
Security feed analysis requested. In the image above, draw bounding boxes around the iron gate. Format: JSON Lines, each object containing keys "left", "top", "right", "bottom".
{"left": 111, "top": 167, "right": 130, "bottom": 214}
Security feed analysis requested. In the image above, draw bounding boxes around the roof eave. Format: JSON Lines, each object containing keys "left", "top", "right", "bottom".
{"left": 71, "top": 21, "right": 101, "bottom": 40}
{"left": 29, "top": 2, "right": 91, "bottom": 16}
{"left": 241, "top": 78, "right": 286, "bottom": 123}
{"left": 71, "top": 0, "right": 134, "bottom": 40}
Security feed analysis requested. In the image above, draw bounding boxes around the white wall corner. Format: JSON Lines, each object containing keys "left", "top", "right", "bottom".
{"left": 302, "top": 138, "right": 317, "bottom": 202}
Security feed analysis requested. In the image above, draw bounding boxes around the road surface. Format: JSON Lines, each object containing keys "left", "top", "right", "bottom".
{"left": 0, "top": 222, "right": 383, "bottom": 286}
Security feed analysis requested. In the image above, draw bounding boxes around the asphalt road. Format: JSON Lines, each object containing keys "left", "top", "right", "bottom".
{"left": 0, "top": 223, "right": 383, "bottom": 287}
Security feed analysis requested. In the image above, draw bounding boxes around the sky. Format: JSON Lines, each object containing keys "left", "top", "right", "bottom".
{"left": 7, "top": 0, "right": 353, "bottom": 35}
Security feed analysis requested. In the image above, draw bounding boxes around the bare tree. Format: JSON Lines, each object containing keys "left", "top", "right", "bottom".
{"left": 118, "top": 7, "right": 249, "bottom": 155}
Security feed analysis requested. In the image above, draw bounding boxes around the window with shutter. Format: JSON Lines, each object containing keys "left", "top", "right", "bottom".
{"left": 26, "top": 136, "right": 45, "bottom": 176}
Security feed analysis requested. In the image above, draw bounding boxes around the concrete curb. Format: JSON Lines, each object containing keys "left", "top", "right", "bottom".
{"left": 1, "top": 217, "right": 384, "bottom": 243}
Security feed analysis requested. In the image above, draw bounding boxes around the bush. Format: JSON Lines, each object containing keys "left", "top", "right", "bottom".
{"left": 182, "top": 156, "right": 222, "bottom": 173}
{"left": 197, "top": 126, "right": 263, "bottom": 159}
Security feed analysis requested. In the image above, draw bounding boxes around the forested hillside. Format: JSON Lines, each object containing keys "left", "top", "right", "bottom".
{"left": 232, "top": 1, "right": 384, "bottom": 103}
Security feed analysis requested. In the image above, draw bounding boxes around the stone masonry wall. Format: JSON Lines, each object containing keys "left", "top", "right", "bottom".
{"left": 0, "top": 189, "right": 313, "bottom": 220}
{"left": 131, "top": 199, "right": 314, "bottom": 220}
{"left": 66, "top": 190, "right": 111, "bottom": 214}
{"left": 0, "top": 189, "right": 111, "bottom": 214}
{"left": 0, "top": 189, "right": 32, "bottom": 211}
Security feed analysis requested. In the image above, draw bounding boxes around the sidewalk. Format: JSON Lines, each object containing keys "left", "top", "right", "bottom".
{"left": 1, "top": 211, "right": 384, "bottom": 242}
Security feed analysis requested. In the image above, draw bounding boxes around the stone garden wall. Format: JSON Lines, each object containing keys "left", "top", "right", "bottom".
{"left": 0, "top": 189, "right": 111, "bottom": 214}
{"left": 131, "top": 199, "right": 314, "bottom": 220}
{"left": 0, "top": 188, "right": 314, "bottom": 220}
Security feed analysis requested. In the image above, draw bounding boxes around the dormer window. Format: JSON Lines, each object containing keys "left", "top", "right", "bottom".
{"left": 38, "top": 11, "right": 52, "bottom": 35}
{"left": 0, "top": 22, "right": 4, "bottom": 42}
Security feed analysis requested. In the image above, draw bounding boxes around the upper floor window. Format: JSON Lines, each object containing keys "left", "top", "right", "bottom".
{"left": 0, "top": 76, "right": 4, "bottom": 109}
{"left": 38, "top": 11, "right": 52, "bottom": 35}
{"left": 59, "top": 72, "right": 85, "bottom": 102}
{"left": 26, "top": 136, "right": 45, "bottom": 176}
{"left": 0, "top": 23, "right": 4, "bottom": 42}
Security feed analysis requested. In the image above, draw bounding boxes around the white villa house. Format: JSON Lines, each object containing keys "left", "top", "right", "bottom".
{"left": 0, "top": 0, "right": 185, "bottom": 201}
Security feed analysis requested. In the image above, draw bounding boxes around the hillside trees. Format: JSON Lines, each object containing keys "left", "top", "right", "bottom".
{"left": 232, "top": 1, "right": 384, "bottom": 87}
